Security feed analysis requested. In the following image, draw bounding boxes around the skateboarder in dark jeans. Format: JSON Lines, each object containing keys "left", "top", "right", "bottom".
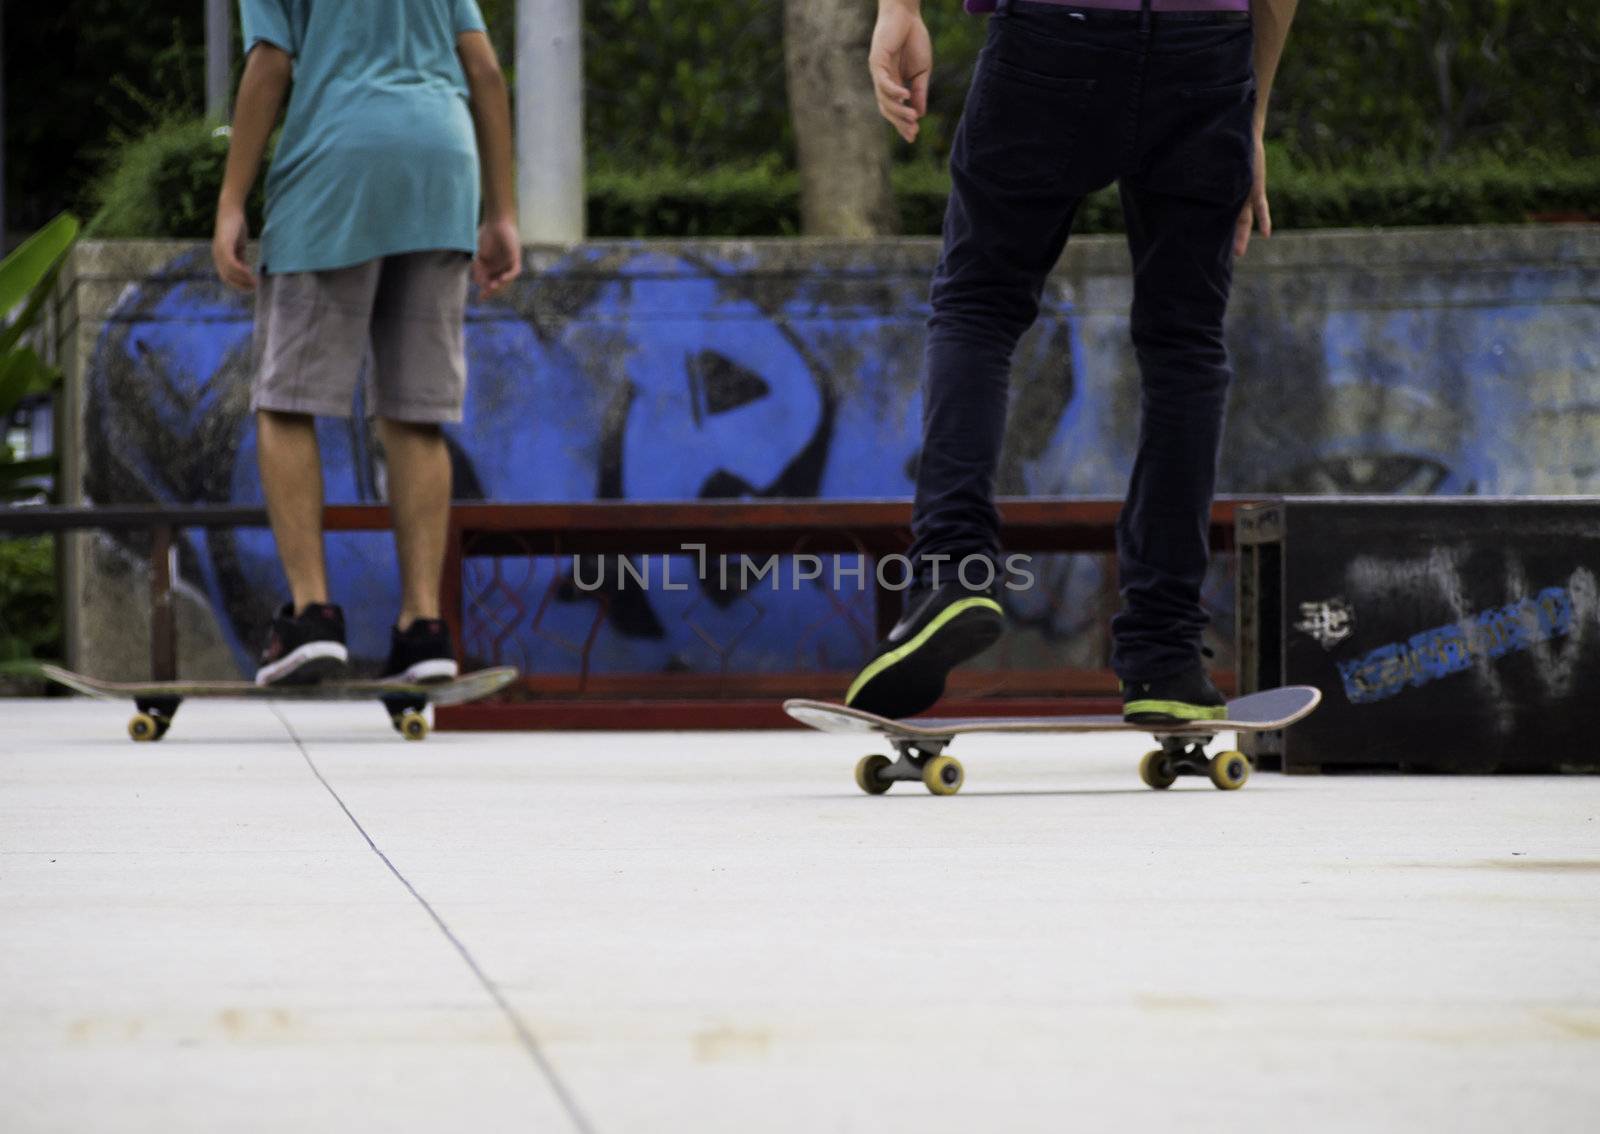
{"left": 847, "top": 0, "right": 1298, "bottom": 722}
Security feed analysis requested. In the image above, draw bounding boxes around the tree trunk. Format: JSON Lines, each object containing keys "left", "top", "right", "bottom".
{"left": 783, "top": 0, "right": 899, "bottom": 236}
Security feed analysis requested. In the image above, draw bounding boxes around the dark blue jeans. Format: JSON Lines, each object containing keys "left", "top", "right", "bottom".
{"left": 908, "top": 3, "right": 1255, "bottom": 681}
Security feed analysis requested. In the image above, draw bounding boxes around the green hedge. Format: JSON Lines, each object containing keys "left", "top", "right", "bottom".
{"left": 14, "top": 1, "right": 1597, "bottom": 236}
{"left": 1264, "top": 160, "right": 1600, "bottom": 229}
{"left": 89, "top": 117, "right": 1600, "bottom": 240}
{"left": 591, "top": 159, "right": 1600, "bottom": 238}
{"left": 0, "top": 536, "right": 59, "bottom": 673}
{"left": 87, "top": 117, "right": 268, "bottom": 240}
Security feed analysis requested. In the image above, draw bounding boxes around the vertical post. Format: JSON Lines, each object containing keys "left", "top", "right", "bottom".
{"left": 516, "top": 0, "right": 586, "bottom": 242}
{"left": 150, "top": 526, "right": 177, "bottom": 681}
{"left": 0, "top": 3, "right": 8, "bottom": 249}
{"left": 441, "top": 519, "right": 465, "bottom": 667}
{"left": 205, "top": 0, "right": 233, "bottom": 122}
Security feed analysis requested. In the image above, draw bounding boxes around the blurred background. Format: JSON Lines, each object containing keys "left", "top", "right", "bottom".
{"left": 4, "top": 0, "right": 1597, "bottom": 244}
{"left": 2, "top": 1, "right": 1597, "bottom": 705}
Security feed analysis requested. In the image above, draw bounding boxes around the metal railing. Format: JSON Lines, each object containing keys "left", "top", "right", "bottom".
{"left": 0, "top": 504, "right": 393, "bottom": 681}
{"left": 2, "top": 497, "right": 1259, "bottom": 727}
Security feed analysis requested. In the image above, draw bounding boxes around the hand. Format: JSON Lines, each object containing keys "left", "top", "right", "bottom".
{"left": 869, "top": 3, "right": 933, "bottom": 143}
{"left": 472, "top": 215, "right": 521, "bottom": 300}
{"left": 1233, "top": 133, "right": 1271, "bottom": 257}
{"left": 212, "top": 203, "right": 256, "bottom": 292}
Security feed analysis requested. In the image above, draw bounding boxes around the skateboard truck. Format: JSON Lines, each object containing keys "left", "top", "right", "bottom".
{"left": 380, "top": 693, "right": 430, "bottom": 741}
{"left": 1139, "top": 733, "right": 1249, "bottom": 791}
{"left": 131, "top": 696, "right": 182, "bottom": 742}
{"left": 856, "top": 738, "right": 966, "bottom": 796}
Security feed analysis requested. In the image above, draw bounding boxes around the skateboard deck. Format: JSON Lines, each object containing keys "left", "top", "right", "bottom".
{"left": 40, "top": 664, "right": 519, "bottom": 742}
{"left": 784, "top": 685, "right": 1321, "bottom": 795}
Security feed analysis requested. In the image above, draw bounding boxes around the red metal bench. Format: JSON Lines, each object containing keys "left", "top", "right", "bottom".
{"left": 436, "top": 498, "right": 1253, "bottom": 730}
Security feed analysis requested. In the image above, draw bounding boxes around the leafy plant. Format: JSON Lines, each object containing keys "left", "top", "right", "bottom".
{"left": 0, "top": 213, "right": 77, "bottom": 679}
{"left": 1, "top": 213, "right": 80, "bottom": 503}
{"left": 87, "top": 117, "right": 266, "bottom": 240}
{"left": 0, "top": 536, "right": 59, "bottom": 680}
{"left": 11, "top": 0, "right": 1600, "bottom": 237}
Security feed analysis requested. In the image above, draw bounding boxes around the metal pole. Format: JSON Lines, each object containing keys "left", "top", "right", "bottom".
{"left": 150, "top": 526, "right": 177, "bottom": 681}
{"left": 516, "top": 0, "right": 586, "bottom": 243}
{"left": 205, "top": 0, "right": 233, "bottom": 121}
{"left": 1, "top": 3, "right": 8, "bottom": 250}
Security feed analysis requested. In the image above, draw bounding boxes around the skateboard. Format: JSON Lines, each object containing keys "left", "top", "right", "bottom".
{"left": 784, "top": 686, "right": 1322, "bottom": 796}
{"left": 40, "top": 664, "right": 520, "bottom": 743}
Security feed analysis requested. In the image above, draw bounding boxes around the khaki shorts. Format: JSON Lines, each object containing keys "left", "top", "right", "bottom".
{"left": 251, "top": 251, "right": 470, "bottom": 423}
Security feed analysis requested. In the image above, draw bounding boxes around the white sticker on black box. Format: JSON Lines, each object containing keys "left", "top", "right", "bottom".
{"left": 1295, "top": 598, "right": 1355, "bottom": 649}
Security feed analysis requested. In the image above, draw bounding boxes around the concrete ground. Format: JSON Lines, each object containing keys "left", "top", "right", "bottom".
{"left": 1, "top": 697, "right": 1596, "bottom": 1133}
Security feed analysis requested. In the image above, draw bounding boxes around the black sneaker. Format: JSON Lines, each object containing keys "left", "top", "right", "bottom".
{"left": 384, "top": 618, "right": 459, "bottom": 683}
{"left": 255, "top": 603, "right": 349, "bottom": 686}
{"left": 845, "top": 580, "right": 1005, "bottom": 719}
{"left": 1122, "top": 665, "right": 1227, "bottom": 724}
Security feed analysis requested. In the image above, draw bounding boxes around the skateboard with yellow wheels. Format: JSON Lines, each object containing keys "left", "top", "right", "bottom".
{"left": 40, "top": 664, "right": 519, "bottom": 743}
{"left": 784, "top": 686, "right": 1321, "bottom": 796}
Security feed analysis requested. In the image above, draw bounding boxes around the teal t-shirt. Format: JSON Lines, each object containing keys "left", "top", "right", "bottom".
{"left": 241, "top": 0, "right": 487, "bottom": 274}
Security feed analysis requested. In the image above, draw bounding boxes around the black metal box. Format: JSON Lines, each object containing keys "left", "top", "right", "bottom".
{"left": 1237, "top": 497, "right": 1600, "bottom": 772}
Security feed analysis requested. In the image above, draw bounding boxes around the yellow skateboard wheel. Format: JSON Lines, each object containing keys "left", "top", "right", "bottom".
{"left": 1209, "top": 750, "right": 1250, "bottom": 790}
{"left": 1139, "top": 749, "right": 1177, "bottom": 790}
{"left": 855, "top": 754, "right": 893, "bottom": 795}
{"left": 396, "top": 711, "right": 429, "bottom": 742}
{"left": 921, "top": 754, "right": 963, "bottom": 796}
{"left": 128, "top": 713, "right": 159, "bottom": 742}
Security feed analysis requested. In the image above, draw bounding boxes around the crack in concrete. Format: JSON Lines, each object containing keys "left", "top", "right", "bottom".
{"left": 270, "top": 706, "right": 595, "bottom": 1134}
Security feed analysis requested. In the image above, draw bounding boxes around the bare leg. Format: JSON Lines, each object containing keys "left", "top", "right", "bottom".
{"left": 256, "top": 410, "right": 328, "bottom": 610}
{"left": 378, "top": 418, "right": 452, "bottom": 626}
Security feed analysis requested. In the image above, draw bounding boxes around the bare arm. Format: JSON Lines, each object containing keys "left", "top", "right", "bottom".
{"left": 213, "top": 43, "right": 292, "bottom": 291}
{"left": 1235, "top": 0, "right": 1299, "bottom": 257}
{"left": 458, "top": 30, "right": 521, "bottom": 298}
{"left": 869, "top": 0, "right": 932, "bottom": 144}
{"left": 1250, "top": 0, "right": 1298, "bottom": 137}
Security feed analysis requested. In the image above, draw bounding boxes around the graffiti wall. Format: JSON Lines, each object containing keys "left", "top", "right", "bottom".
{"left": 68, "top": 227, "right": 1600, "bottom": 679}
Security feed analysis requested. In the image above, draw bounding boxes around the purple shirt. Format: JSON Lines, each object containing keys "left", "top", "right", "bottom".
{"left": 965, "top": 0, "right": 1248, "bottom": 12}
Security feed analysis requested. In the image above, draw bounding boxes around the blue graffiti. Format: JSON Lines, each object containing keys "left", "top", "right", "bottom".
{"left": 81, "top": 237, "right": 1600, "bottom": 680}
{"left": 1336, "top": 586, "right": 1575, "bottom": 704}
{"left": 86, "top": 247, "right": 1083, "bottom": 675}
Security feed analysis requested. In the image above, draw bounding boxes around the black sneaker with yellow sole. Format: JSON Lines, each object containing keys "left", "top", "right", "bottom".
{"left": 845, "top": 581, "right": 1005, "bottom": 719}
{"left": 1121, "top": 665, "right": 1227, "bottom": 724}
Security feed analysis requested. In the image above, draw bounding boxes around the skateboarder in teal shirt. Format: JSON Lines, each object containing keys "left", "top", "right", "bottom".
{"left": 213, "top": 0, "right": 519, "bottom": 685}
{"left": 847, "top": 0, "right": 1298, "bottom": 723}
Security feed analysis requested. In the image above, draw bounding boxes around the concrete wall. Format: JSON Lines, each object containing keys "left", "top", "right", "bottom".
{"left": 58, "top": 227, "right": 1600, "bottom": 679}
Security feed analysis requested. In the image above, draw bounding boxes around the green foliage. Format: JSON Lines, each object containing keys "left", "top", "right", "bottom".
{"left": 13, "top": 0, "right": 1600, "bottom": 238}
{"left": 87, "top": 114, "right": 1600, "bottom": 239}
{"left": 0, "top": 537, "right": 60, "bottom": 674}
{"left": 590, "top": 164, "right": 802, "bottom": 237}
{"left": 65, "top": 1, "right": 1600, "bottom": 240}
{"left": 588, "top": 157, "right": 1600, "bottom": 238}
{"left": 5, "top": 5, "right": 218, "bottom": 231}
{"left": 1274, "top": 1, "right": 1600, "bottom": 167}
{"left": 0, "top": 213, "right": 78, "bottom": 676}
{"left": 568, "top": 0, "right": 1599, "bottom": 174}
{"left": 1267, "top": 156, "right": 1600, "bottom": 227}
{"left": 581, "top": 0, "right": 793, "bottom": 171}
{"left": 0, "top": 214, "right": 81, "bottom": 319}
{"left": 2, "top": 213, "right": 79, "bottom": 502}
{"left": 87, "top": 119, "right": 268, "bottom": 240}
